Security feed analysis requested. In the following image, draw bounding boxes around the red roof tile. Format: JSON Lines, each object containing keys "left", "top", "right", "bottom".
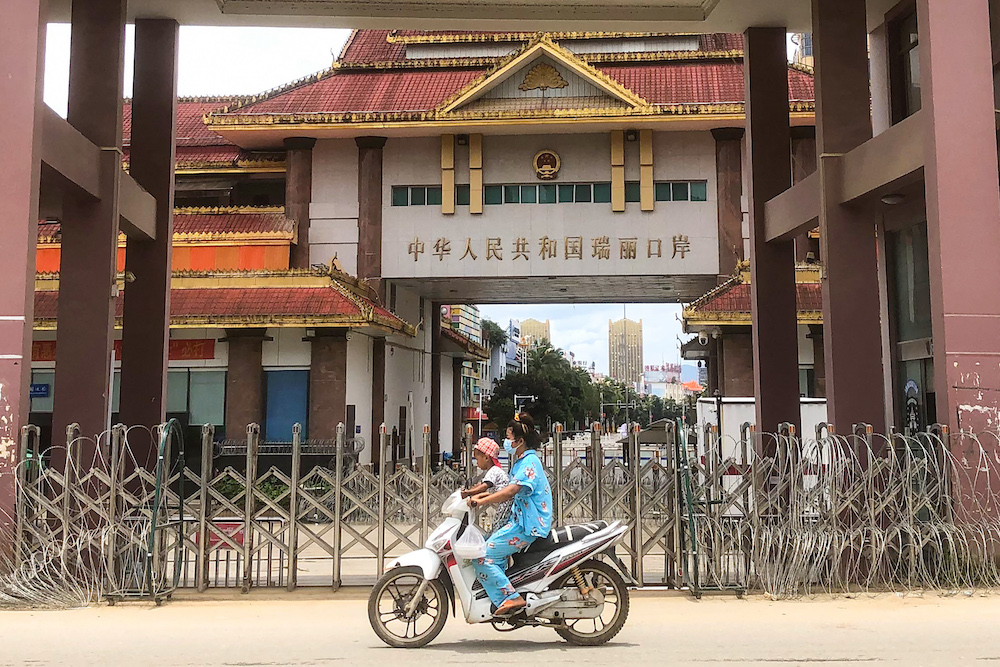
{"left": 124, "top": 97, "right": 234, "bottom": 147}
{"left": 233, "top": 69, "right": 485, "bottom": 115}
{"left": 38, "top": 209, "right": 294, "bottom": 243}
{"left": 340, "top": 29, "right": 405, "bottom": 63}
{"left": 599, "top": 62, "right": 814, "bottom": 105}
{"left": 698, "top": 33, "right": 743, "bottom": 51}
{"left": 693, "top": 283, "right": 823, "bottom": 314}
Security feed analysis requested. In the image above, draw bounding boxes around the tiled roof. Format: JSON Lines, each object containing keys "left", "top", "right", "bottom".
{"left": 689, "top": 282, "right": 823, "bottom": 314}
{"left": 34, "top": 274, "right": 412, "bottom": 334}
{"left": 229, "top": 69, "right": 485, "bottom": 115}
{"left": 340, "top": 29, "right": 405, "bottom": 63}
{"left": 124, "top": 96, "right": 235, "bottom": 147}
{"left": 599, "top": 62, "right": 815, "bottom": 105}
{"left": 37, "top": 208, "right": 295, "bottom": 244}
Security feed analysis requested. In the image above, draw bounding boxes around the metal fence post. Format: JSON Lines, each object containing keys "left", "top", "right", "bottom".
{"left": 241, "top": 423, "right": 259, "bottom": 594}
{"left": 105, "top": 425, "right": 122, "bottom": 595}
{"left": 15, "top": 425, "right": 40, "bottom": 567}
{"left": 553, "top": 423, "right": 564, "bottom": 527}
{"left": 630, "top": 422, "right": 643, "bottom": 585}
{"left": 591, "top": 422, "right": 603, "bottom": 518}
{"left": 287, "top": 423, "right": 302, "bottom": 592}
{"left": 332, "top": 422, "right": 346, "bottom": 590}
{"left": 198, "top": 424, "right": 214, "bottom": 592}
{"left": 61, "top": 423, "right": 80, "bottom": 548}
{"left": 377, "top": 425, "right": 390, "bottom": 575}
{"left": 421, "top": 424, "right": 431, "bottom": 545}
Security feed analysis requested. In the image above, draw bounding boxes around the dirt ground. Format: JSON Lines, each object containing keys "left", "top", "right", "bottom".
{"left": 1, "top": 589, "right": 998, "bottom": 666}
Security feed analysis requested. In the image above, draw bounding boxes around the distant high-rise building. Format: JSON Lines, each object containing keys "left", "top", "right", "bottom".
{"left": 520, "top": 318, "right": 551, "bottom": 346}
{"left": 609, "top": 318, "right": 643, "bottom": 384}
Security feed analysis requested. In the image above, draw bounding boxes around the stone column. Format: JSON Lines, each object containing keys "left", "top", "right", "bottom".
{"left": 790, "top": 126, "right": 818, "bottom": 262}
{"left": 224, "top": 329, "right": 266, "bottom": 439}
{"left": 430, "top": 303, "right": 443, "bottom": 464}
{"left": 813, "top": 0, "right": 886, "bottom": 433}
{"left": 285, "top": 137, "right": 316, "bottom": 269}
{"left": 371, "top": 337, "right": 386, "bottom": 468}
{"left": 356, "top": 137, "right": 387, "bottom": 288}
{"left": 453, "top": 357, "right": 463, "bottom": 458}
{"left": 52, "top": 0, "right": 127, "bottom": 462}
{"left": 744, "top": 27, "right": 800, "bottom": 434}
{"left": 119, "top": 20, "right": 179, "bottom": 459}
{"left": 0, "top": 0, "right": 45, "bottom": 541}
{"left": 918, "top": 0, "right": 1000, "bottom": 432}
{"left": 711, "top": 128, "right": 745, "bottom": 279}
{"left": 722, "top": 332, "right": 756, "bottom": 397}
{"left": 310, "top": 330, "right": 348, "bottom": 440}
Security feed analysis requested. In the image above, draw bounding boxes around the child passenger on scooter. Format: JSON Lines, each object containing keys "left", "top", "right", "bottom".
{"left": 461, "top": 438, "right": 511, "bottom": 532}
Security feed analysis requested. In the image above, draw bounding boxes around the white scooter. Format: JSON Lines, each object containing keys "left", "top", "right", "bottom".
{"left": 367, "top": 490, "right": 631, "bottom": 648}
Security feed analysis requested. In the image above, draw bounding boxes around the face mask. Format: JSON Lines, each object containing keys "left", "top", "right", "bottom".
{"left": 502, "top": 438, "right": 514, "bottom": 454}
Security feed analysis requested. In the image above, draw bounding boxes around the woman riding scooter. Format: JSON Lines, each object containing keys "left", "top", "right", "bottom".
{"left": 467, "top": 412, "right": 552, "bottom": 617}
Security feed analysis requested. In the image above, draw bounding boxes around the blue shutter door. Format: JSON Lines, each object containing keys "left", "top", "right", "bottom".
{"left": 264, "top": 370, "right": 309, "bottom": 441}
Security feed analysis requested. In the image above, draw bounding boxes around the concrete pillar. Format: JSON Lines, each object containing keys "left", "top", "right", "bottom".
{"left": 918, "top": 0, "right": 1000, "bottom": 432}
{"left": 309, "top": 330, "right": 348, "bottom": 440}
{"left": 809, "top": 325, "right": 826, "bottom": 398}
{"left": 452, "top": 357, "right": 463, "bottom": 458}
{"left": 356, "top": 137, "right": 387, "bottom": 287}
{"left": 707, "top": 338, "right": 721, "bottom": 395}
{"left": 52, "top": 0, "right": 127, "bottom": 459}
{"left": 371, "top": 337, "right": 385, "bottom": 468}
{"left": 711, "top": 128, "right": 744, "bottom": 279}
{"left": 118, "top": 20, "right": 179, "bottom": 457}
{"left": 0, "top": 0, "right": 46, "bottom": 540}
{"left": 285, "top": 137, "right": 316, "bottom": 269}
{"left": 790, "top": 126, "right": 818, "bottom": 261}
{"left": 224, "top": 329, "right": 266, "bottom": 439}
{"left": 721, "top": 333, "right": 755, "bottom": 397}
{"left": 430, "top": 302, "right": 443, "bottom": 464}
{"left": 744, "top": 27, "right": 800, "bottom": 433}
{"left": 813, "top": 0, "right": 886, "bottom": 433}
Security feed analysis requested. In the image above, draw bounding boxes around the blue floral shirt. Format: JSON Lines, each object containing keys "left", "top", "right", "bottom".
{"left": 509, "top": 450, "right": 553, "bottom": 539}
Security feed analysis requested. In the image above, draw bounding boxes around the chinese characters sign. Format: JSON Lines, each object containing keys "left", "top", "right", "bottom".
{"left": 407, "top": 235, "right": 692, "bottom": 262}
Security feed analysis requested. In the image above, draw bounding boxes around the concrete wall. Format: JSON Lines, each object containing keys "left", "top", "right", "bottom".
{"left": 383, "top": 285, "right": 433, "bottom": 460}
{"left": 346, "top": 333, "right": 374, "bottom": 460}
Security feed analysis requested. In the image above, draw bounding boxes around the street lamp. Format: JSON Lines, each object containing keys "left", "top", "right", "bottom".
{"left": 514, "top": 394, "right": 537, "bottom": 418}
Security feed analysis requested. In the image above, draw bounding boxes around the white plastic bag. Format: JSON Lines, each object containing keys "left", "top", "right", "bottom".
{"left": 452, "top": 523, "right": 487, "bottom": 560}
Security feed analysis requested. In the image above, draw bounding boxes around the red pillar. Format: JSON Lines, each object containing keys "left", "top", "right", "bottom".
{"left": 371, "top": 337, "right": 386, "bottom": 467}
{"left": 0, "top": 0, "right": 46, "bottom": 539}
{"left": 711, "top": 128, "right": 745, "bottom": 279}
{"left": 813, "top": 0, "right": 886, "bottom": 433}
{"left": 790, "top": 126, "right": 817, "bottom": 262}
{"left": 452, "top": 356, "right": 463, "bottom": 457}
{"left": 52, "top": 0, "right": 127, "bottom": 460}
{"left": 286, "top": 137, "right": 316, "bottom": 269}
{"left": 744, "top": 27, "right": 800, "bottom": 434}
{"left": 430, "top": 303, "right": 443, "bottom": 464}
{"left": 918, "top": 0, "right": 1000, "bottom": 433}
{"left": 119, "top": 20, "right": 179, "bottom": 461}
{"left": 224, "top": 329, "right": 266, "bottom": 439}
{"left": 309, "top": 330, "right": 348, "bottom": 440}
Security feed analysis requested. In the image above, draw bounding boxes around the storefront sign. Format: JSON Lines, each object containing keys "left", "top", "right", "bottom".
{"left": 32, "top": 339, "right": 217, "bottom": 362}
{"left": 408, "top": 235, "right": 690, "bottom": 262}
{"left": 197, "top": 521, "right": 245, "bottom": 549}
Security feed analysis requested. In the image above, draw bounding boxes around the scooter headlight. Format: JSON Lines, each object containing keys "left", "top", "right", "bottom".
{"left": 426, "top": 523, "right": 452, "bottom": 552}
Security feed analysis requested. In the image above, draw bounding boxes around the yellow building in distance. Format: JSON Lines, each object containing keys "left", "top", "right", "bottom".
{"left": 609, "top": 318, "right": 643, "bottom": 385}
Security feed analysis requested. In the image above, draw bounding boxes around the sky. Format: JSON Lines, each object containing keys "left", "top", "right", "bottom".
{"left": 43, "top": 25, "right": 696, "bottom": 377}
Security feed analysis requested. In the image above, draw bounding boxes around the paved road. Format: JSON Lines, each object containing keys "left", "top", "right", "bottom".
{"left": 1, "top": 589, "right": 998, "bottom": 666}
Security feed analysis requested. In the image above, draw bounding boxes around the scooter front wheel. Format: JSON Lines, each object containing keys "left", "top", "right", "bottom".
{"left": 368, "top": 566, "right": 449, "bottom": 648}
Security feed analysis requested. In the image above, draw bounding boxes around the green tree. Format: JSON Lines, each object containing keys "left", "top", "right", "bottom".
{"left": 481, "top": 319, "right": 509, "bottom": 350}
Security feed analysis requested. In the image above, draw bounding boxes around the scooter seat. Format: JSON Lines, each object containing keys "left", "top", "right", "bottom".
{"left": 509, "top": 521, "right": 609, "bottom": 572}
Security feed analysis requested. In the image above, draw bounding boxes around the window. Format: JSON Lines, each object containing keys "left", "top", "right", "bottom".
{"left": 575, "top": 184, "right": 592, "bottom": 203}
{"left": 690, "top": 181, "right": 708, "bottom": 202}
{"left": 558, "top": 184, "right": 575, "bottom": 203}
{"left": 504, "top": 185, "right": 520, "bottom": 203}
{"left": 655, "top": 182, "right": 672, "bottom": 202}
{"left": 410, "top": 187, "right": 426, "bottom": 206}
{"left": 624, "top": 181, "right": 641, "bottom": 203}
{"left": 391, "top": 186, "right": 408, "bottom": 207}
{"left": 166, "top": 370, "right": 189, "bottom": 414}
{"left": 671, "top": 182, "right": 689, "bottom": 201}
{"left": 456, "top": 184, "right": 470, "bottom": 206}
{"left": 538, "top": 184, "right": 557, "bottom": 204}
{"left": 29, "top": 370, "right": 55, "bottom": 413}
{"left": 520, "top": 185, "right": 537, "bottom": 204}
{"left": 485, "top": 185, "right": 502, "bottom": 205}
{"left": 593, "top": 182, "right": 612, "bottom": 203}
{"left": 189, "top": 371, "right": 227, "bottom": 427}
{"left": 888, "top": 5, "right": 921, "bottom": 123}
{"left": 426, "top": 186, "right": 442, "bottom": 205}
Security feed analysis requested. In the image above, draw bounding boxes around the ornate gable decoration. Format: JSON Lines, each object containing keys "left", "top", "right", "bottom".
{"left": 438, "top": 35, "right": 651, "bottom": 117}
{"left": 519, "top": 63, "right": 568, "bottom": 92}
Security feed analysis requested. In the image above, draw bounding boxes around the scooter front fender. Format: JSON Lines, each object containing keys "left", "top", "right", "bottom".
{"left": 387, "top": 548, "right": 443, "bottom": 581}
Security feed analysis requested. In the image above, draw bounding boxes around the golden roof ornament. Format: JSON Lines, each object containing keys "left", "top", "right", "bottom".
{"left": 519, "top": 63, "right": 568, "bottom": 92}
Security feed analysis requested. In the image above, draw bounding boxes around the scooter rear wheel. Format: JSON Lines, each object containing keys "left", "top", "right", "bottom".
{"left": 553, "top": 560, "right": 630, "bottom": 646}
{"left": 368, "top": 566, "right": 449, "bottom": 648}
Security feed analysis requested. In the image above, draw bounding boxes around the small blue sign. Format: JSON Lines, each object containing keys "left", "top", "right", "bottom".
{"left": 355, "top": 425, "right": 362, "bottom": 434}
{"left": 30, "top": 383, "right": 50, "bottom": 398}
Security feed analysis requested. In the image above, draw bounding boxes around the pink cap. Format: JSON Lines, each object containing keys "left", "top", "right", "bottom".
{"left": 474, "top": 438, "right": 501, "bottom": 467}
